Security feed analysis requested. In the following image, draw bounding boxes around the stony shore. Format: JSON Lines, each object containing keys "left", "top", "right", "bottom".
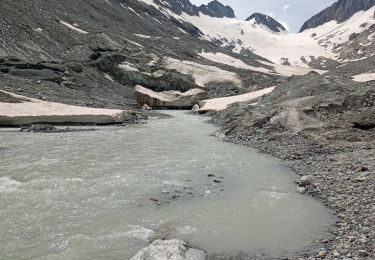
{"left": 208, "top": 114, "right": 374, "bottom": 259}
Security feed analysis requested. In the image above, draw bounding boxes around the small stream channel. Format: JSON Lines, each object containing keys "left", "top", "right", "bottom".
{"left": 0, "top": 111, "right": 335, "bottom": 259}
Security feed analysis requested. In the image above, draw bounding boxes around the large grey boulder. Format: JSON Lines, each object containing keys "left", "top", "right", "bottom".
{"left": 130, "top": 239, "right": 206, "bottom": 260}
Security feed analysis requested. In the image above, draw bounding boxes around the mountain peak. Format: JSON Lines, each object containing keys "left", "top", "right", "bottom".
{"left": 199, "top": 0, "right": 235, "bottom": 18}
{"left": 300, "top": 0, "right": 375, "bottom": 32}
{"left": 246, "top": 13, "right": 287, "bottom": 32}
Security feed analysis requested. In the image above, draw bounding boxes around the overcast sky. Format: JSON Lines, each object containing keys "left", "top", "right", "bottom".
{"left": 190, "top": 0, "right": 338, "bottom": 32}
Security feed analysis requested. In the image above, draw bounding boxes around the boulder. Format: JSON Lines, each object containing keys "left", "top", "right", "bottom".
{"left": 299, "top": 175, "right": 312, "bottom": 186}
{"left": 8, "top": 68, "right": 62, "bottom": 83}
{"left": 135, "top": 85, "right": 206, "bottom": 109}
{"left": 142, "top": 104, "right": 152, "bottom": 110}
{"left": 130, "top": 239, "right": 206, "bottom": 260}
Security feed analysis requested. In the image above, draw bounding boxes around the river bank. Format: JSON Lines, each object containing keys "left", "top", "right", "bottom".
{"left": 209, "top": 107, "right": 375, "bottom": 259}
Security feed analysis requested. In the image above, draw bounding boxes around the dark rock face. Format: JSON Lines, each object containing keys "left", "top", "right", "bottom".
{"left": 246, "top": 13, "right": 287, "bottom": 32}
{"left": 157, "top": 0, "right": 199, "bottom": 16}
{"left": 198, "top": 0, "right": 235, "bottom": 18}
{"left": 157, "top": 0, "right": 235, "bottom": 18}
{"left": 300, "top": 0, "right": 375, "bottom": 32}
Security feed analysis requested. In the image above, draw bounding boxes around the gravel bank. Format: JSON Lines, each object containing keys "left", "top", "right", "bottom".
{"left": 207, "top": 73, "right": 375, "bottom": 259}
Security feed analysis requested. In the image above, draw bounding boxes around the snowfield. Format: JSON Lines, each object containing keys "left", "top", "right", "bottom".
{"left": 199, "top": 52, "right": 323, "bottom": 76}
{"left": 181, "top": 13, "right": 332, "bottom": 67}
{"left": 164, "top": 57, "right": 242, "bottom": 87}
{"left": 198, "top": 86, "right": 275, "bottom": 112}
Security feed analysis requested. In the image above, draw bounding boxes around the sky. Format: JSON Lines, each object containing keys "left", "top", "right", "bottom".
{"left": 190, "top": 0, "right": 338, "bottom": 32}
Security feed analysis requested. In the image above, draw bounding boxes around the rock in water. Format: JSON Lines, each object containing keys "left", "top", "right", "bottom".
{"left": 299, "top": 175, "right": 312, "bottom": 186}
{"left": 142, "top": 104, "right": 152, "bottom": 110}
{"left": 20, "top": 124, "right": 58, "bottom": 133}
{"left": 130, "top": 239, "right": 206, "bottom": 260}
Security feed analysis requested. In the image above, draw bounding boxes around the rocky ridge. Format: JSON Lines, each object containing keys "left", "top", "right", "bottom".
{"left": 246, "top": 13, "right": 287, "bottom": 32}
{"left": 300, "top": 0, "right": 375, "bottom": 32}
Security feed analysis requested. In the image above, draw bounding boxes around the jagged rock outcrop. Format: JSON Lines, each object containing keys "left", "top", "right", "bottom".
{"left": 157, "top": 0, "right": 200, "bottom": 16}
{"left": 300, "top": 0, "right": 375, "bottom": 32}
{"left": 146, "top": 0, "right": 235, "bottom": 18}
{"left": 198, "top": 0, "right": 235, "bottom": 18}
{"left": 135, "top": 85, "right": 206, "bottom": 109}
{"left": 246, "top": 13, "right": 287, "bottom": 32}
{"left": 130, "top": 239, "right": 206, "bottom": 260}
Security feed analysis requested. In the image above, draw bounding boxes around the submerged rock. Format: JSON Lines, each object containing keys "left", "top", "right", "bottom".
{"left": 20, "top": 124, "right": 58, "bottom": 133}
{"left": 130, "top": 239, "right": 206, "bottom": 260}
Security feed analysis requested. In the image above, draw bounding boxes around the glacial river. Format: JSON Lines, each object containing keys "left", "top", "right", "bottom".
{"left": 0, "top": 111, "right": 334, "bottom": 259}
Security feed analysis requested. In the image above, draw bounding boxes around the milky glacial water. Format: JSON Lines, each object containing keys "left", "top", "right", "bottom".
{"left": 0, "top": 111, "right": 334, "bottom": 259}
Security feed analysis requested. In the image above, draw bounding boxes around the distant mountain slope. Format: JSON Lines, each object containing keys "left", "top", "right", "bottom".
{"left": 300, "top": 0, "right": 375, "bottom": 32}
{"left": 246, "top": 13, "right": 287, "bottom": 32}
{"left": 152, "top": 0, "right": 234, "bottom": 18}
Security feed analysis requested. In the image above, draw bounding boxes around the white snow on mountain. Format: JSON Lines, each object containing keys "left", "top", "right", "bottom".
{"left": 198, "top": 52, "right": 321, "bottom": 76}
{"left": 132, "top": 1, "right": 374, "bottom": 77}
{"left": 164, "top": 57, "right": 242, "bottom": 87}
{"left": 302, "top": 6, "right": 375, "bottom": 55}
{"left": 180, "top": 13, "right": 332, "bottom": 67}
{"left": 199, "top": 52, "right": 270, "bottom": 73}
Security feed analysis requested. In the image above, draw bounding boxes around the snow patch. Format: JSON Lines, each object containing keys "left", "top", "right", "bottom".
{"left": 119, "top": 62, "right": 139, "bottom": 72}
{"left": 164, "top": 57, "right": 241, "bottom": 87}
{"left": 60, "top": 21, "right": 88, "bottom": 34}
{"left": 133, "top": 34, "right": 152, "bottom": 39}
{"left": 0, "top": 91, "right": 129, "bottom": 125}
{"left": 198, "top": 87, "right": 275, "bottom": 112}
{"left": 352, "top": 72, "right": 375, "bottom": 82}
{"left": 199, "top": 52, "right": 269, "bottom": 73}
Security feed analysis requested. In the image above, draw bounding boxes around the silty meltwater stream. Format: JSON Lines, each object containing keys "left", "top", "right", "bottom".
{"left": 0, "top": 111, "right": 335, "bottom": 259}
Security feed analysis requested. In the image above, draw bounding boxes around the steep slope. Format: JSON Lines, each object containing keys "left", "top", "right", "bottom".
{"left": 300, "top": 0, "right": 375, "bottom": 32}
{"left": 301, "top": 6, "right": 375, "bottom": 61}
{"left": 198, "top": 0, "right": 235, "bottom": 18}
{"left": 0, "top": 0, "right": 287, "bottom": 110}
{"left": 245, "top": 13, "right": 287, "bottom": 33}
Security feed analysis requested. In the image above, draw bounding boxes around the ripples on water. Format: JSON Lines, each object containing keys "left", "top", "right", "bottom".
{"left": 0, "top": 111, "right": 335, "bottom": 259}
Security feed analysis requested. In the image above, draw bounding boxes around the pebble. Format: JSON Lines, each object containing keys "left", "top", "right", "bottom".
{"left": 297, "top": 187, "right": 307, "bottom": 194}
